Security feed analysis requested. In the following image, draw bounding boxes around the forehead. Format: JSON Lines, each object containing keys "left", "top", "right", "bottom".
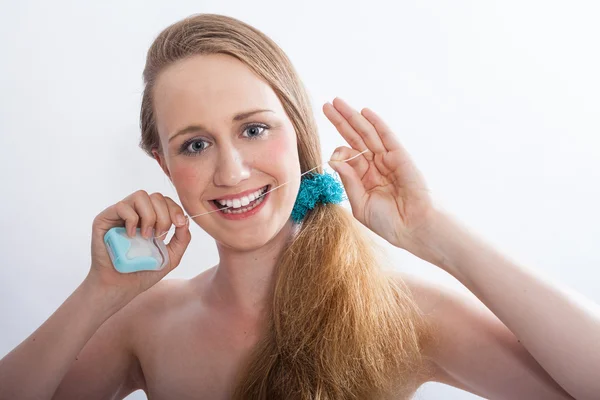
{"left": 153, "top": 54, "right": 283, "bottom": 137}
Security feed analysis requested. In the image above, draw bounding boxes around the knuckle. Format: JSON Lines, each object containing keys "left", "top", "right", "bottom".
{"left": 146, "top": 206, "right": 158, "bottom": 221}
{"left": 348, "top": 113, "right": 360, "bottom": 125}
{"left": 165, "top": 197, "right": 183, "bottom": 213}
{"left": 144, "top": 214, "right": 157, "bottom": 226}
{"left": 157, "top": 213, "right": 171, "bottom": 227}
{"left": 333, "top": 119, "right": 345, "bottom": 129}
{"left": 114, "top": 202, "right": 129, "bottom": 216}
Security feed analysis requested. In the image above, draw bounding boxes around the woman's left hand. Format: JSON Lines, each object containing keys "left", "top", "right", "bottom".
{"left": 324, "top": 97, "right": 435, "bottom": 249}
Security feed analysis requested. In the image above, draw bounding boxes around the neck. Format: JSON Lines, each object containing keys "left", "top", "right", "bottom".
{"left": 205, "top": 219, "right": 298, "bottom": 319}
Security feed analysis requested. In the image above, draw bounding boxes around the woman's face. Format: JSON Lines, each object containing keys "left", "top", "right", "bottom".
{"left": 152, "top": 53, "right": 301, "bottom": 250}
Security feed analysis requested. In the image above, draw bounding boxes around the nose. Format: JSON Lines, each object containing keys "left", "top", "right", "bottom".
{"left": 213, "top": 144, "right": 251, "bottom": 187}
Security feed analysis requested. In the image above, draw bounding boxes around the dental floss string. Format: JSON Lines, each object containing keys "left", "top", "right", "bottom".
{"left": 154, "top": 149, "right": 371, "bottom": 239}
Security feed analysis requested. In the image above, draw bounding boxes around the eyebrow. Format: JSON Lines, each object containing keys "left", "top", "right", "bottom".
{"left": 168, "top": 108, "right": 275, "bottom": 143}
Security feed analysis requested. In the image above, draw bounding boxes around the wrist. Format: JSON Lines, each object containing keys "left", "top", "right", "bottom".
{"left": 404, "top": 207, "right": 494, "bottom": 284}
{"left": 402, "top": 207, "right": 459, "bottom": 272}
{"left": 81, "top": 273, "right": 133, "bottom": 318}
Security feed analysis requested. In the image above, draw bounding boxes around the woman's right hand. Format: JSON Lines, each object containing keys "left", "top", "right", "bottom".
{"left": 87, "top": 190, "right": 191, "bottom": 303}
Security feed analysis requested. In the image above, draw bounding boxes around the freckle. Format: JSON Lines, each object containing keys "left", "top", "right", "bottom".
{"left": 32, "top": 338, "right": 35, "bottom": 341}
{"left": 76, "top": 357, "right": 79, "bottom": 361}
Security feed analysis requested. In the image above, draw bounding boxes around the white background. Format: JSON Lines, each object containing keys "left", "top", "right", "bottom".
{"left": 1, "top": 1, "right": 599, "bottom": 399}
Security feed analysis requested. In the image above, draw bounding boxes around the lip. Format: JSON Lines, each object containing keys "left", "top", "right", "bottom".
{"left": 209, "top": 187, "right": 270, "bottom": 221}
{"left": 211, "top": 185, "right": 268, "bottom": 201}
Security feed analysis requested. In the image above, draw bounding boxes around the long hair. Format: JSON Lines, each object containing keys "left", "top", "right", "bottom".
{"left": 139, "top": 14, "right": 434, "bottom": 399}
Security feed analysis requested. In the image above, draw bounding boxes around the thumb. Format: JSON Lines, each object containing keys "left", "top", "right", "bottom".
{"left": 328, "top": 160, "right": 366, "bottom": 216}
{"left": 163, "top": 217, "right": 191, "bottom": 273}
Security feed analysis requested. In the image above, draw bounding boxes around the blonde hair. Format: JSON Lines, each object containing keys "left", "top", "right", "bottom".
{"left": 139, "top": 13, "right": 433, "bottom": 399}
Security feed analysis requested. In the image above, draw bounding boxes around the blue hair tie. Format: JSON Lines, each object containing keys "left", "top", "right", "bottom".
{"left": 290, "top": 171, "right": 346, "bottom": 223}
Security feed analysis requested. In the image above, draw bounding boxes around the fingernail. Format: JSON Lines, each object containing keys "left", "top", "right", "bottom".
{"left": 176, "top": 214, "right": 185, "bottom": 226}
{"left": 145, "top": 226, "right": 153, "bottom": 238}
{"left": 331, "top": 151, "right": 340, "bottom": 161}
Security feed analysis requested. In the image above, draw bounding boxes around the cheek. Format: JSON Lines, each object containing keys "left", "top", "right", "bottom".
{"left": 262, "top": 132, "right": 299, "bottom": 174}
{"left": 262, "top": 133, "right": 301, "bottom": 210}
{"left": 169, "top": 162, "right": 207, "bottom": 190}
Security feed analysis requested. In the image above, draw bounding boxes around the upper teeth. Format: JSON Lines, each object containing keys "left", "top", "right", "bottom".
{"left": 216, "top": 186, "right": 268, "bottom": 208}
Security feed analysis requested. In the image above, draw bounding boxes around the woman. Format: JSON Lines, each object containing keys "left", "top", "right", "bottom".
{"left": 0, "top": 13, "right": 598, "bottom": 400}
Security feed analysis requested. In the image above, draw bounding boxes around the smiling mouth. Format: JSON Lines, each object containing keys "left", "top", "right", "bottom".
{"left": 211, "top": 185, "right": 270, "bottom": 214}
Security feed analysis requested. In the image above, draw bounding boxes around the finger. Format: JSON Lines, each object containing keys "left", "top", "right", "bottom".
{"left": 148, "top": 193, "right": 172, "bottom": 240}
{"left": 163, "top": 217, "right": 191, "bottom": 274}
{"left": 126, "top": 191, "right": 157, "bottom": 239}
{"left": 331, "top": 146, "right": 369, "bottom": 180}
{"left": 328, "top": 158, "right": 366, "bottom": 218}
{"left": 100, "top": 201, "right": 139, "bottom": 238}
{"left": 361, "top": 107, "right": 402, "bottom": 152}
{"left": 323, "top": 102, "right": 368, "bottom": 153}
{"left": 331, "top": 97, "right": 386, "bottom": 154}
{"left": 164, "top": 197, "right": 188, "bottom": 229}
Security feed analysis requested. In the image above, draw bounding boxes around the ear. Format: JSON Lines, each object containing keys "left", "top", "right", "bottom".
{"left": 152, "top": 147, "right": 171, "bottom": 180}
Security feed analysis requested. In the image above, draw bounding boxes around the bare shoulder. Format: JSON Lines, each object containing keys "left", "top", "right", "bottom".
{"left": 109, "top": 278, "right": 190, "bottom": 390}
{"left": 132, "top": 262, "right": 218, "bottom": 311}
{"left": 52, "top": 278, "right": 196, "bottom": 398}
{"left": 385, "top": 270, "right": 451, "bottom": 319}
{"left": 385, "top": 270, "right": 493, "bottom": 389}
{"left": 125, "top": 278, "right": 190, "bottom": 317}
{"left": 385, "top": 270, "right": 501, "bottom": 385}
{"left": 384, "top": 270, "right": 454, "bottom": 383}
{"left": 123, "top": 275, "right": 208, "bottom": 348}
{"left": 124, "top": 266, "right": 216, "bottom": 343}
{"left": 384, "top": 270, "right": 573, "bottom": 399}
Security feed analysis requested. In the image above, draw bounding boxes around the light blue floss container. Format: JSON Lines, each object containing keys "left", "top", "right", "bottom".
{"left": 103, "top": 227, "right": 169, "bottom": 273}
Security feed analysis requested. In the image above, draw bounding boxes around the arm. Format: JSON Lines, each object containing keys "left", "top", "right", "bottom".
{"left": 405, "top": 209, "right": 600, "bottom": 400}
{"left": 399, "top": 272, "right": 574, "bottom": 399}
{"left": 0, "top": 277, "right": 141, "bottom": 400}
{"left": 320, "top": 99, "right": 599, "bottom": 398}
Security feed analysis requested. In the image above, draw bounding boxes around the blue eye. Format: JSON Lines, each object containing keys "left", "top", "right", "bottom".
{"left": 243, "top": 124, "right": 268, "bottom": 139}
{"left": 179, "top": 124, "right": 269, "bottom": 156}
{"left": 181, "top": 139, "right": 209, "bottom": 156}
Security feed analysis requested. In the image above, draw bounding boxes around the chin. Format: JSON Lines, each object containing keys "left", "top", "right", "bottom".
{"left": 216, "top": 217, "right": 294, "bottom": 252}
{"left": 216, "top": 231, "right": 272, "bottom": 252}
